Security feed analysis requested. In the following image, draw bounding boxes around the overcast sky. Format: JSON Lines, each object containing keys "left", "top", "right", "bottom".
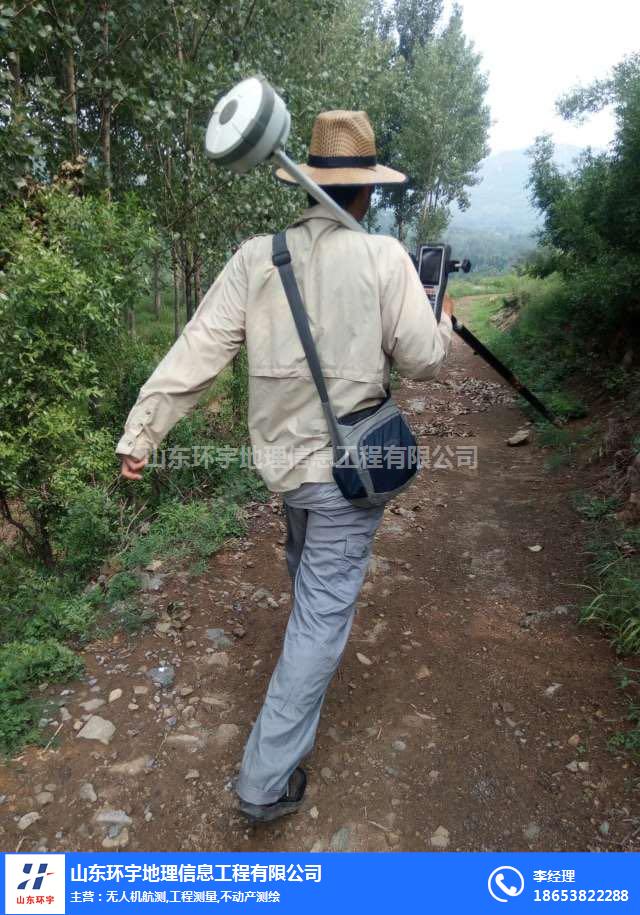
{"left": 446, "top": 0, "right": 640, "bottom": 154}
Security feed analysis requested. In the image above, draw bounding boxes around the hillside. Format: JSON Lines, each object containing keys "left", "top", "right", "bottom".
{"left": 444, "top": 145, "right": 585, "bottom": 272}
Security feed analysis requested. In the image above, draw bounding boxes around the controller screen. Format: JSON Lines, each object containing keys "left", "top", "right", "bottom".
{"left": 418, "top": 248, "right": 444, "bottom": 287}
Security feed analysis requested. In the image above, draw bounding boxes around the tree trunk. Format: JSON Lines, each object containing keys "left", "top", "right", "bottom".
{"left": 183, "top": 240, "right": 194, "bottom": 321}
{"left": 8, "top": 47, "right": 22, "bottom": 103}
{"left": 194, "top": 254, "right": 202, "bottom": 308}
{"left": 100, "top": 3, "right": 113, "bottom": 195}
{"left": 172, "top": 245, "right": 180, "bottom": 340}
{"left": 152, "top": 250, "right": 162, "bottom": 317}
{"left": 65, "top": 45, "right": 79, "bottom": 159}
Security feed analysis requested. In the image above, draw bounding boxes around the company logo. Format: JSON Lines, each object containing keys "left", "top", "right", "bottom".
{"left": 488, "top": 865, "right": 525, "bottom": 903}
{"left": 5, "top": 854, "right": 66, "bottom": 915}
{"left": 18, "top": 861, "right": 55, "bottom": 891}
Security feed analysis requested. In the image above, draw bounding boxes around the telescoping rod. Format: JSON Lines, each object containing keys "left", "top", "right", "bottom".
{"left": 450, "top": 314, "right": 558, "bottom": 425}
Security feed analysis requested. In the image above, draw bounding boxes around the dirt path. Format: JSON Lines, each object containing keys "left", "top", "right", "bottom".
{"left": 2, "top": 304, "right": 638, "bottom": 854}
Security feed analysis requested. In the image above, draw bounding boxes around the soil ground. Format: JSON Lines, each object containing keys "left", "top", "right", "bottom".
{"left": 1, "top": 300, "right": 638, "bottom": 854}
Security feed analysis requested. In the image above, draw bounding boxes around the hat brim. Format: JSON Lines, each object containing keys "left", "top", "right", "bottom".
{"left": 275, "top": 162, "right": 407, "bottom": 187}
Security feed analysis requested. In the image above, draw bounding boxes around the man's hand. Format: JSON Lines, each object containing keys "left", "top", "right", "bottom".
{"left": 442, "top": 292, "right": 454, "bottom": 317}
{"left": 120, "top": 454, "right": 148, "bottom": 481}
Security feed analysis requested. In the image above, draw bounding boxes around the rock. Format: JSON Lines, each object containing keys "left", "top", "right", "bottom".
{"left": 110, "top": 755, "right": 153, "bottom": 776}
{"left": 139, "top": 572, "right": 164, "bottom": 591}
{"left": 17, "top": 812, "right": 41, "bottom": 831}
{"left": 252, "top": 587, "right": 279, "bottom": 609}
{"left": 329, "top": 826, "right": 351, "bottom": 852}
{"left": 309, "top": 806, "right": 319, "bottom": 820}
{"left": 416, "top": 665, "right": 431, "bottom": 680}
{"left": 147, "top": 665, "right": 175, "bottom": 688}
{"left": 310, "top": 840, "right": 325, "bottom": 852}
{"left": 507, "top": 429, "right": 531, "bottom": 446}
{"left": 206, "top": 629, "right": 234, "bottom": 650}
{"left": 407, "top": 399, "right": 426, "bottom": 414}
{"left": 213, "top": 723, "right": 240, "bottom": 747}
{"left": 356, "top": 652, "right": 372, "bottom": 666}
{"left": 568, "top": 734, "right": 581, "bottom": 747}
{"left": 108, "top": 689, "right": 123, "bottom": 703}
{"left": 544, "top": 683, "right": 562, "bottom": 698}
{"left": 201, "top": 695, "right": 229, "bottom": 709}
{"left": 79, "top": 783, "right": 97, "bottom": 802}
{"left": 430, "top": 825, "right": 450, "bottom": 849}
{"left": 566, "top": 760, "right": 579, "bottom": 773}
{"left": 166, "top": 734, "right": 203, "bottom": 748}
{"left": 77, "top": 715, "right": 116, "bottom": 745}
{"left": 232, "top": 625, "right": 246, "bottom": 639}
{"left": 185, "top": 769, "right": 200, "bottom": 781}
{"left": 60, "top": 706, "right": 71, "bottom": 722}
{"left": 205, "top": 652, "right": 229, "bottom": 668}
{"left": 35, "top": 791, "right": 54, "bottom": 807}
{"left": 320, "top": 767, "right": 335, "bottom": 783}
{"left": 102, "top": 827, "right": 129, "bottom": 849}
{"left": 94, "top": 809, "right": 132, "bottom": 828}
{"left": 528, "top": 544, "right": 543, "bottom": 552}
{"left": 145, "top": 560, "right": 163, "bottom": 572}
{"left": 386, "top": 831, "right": 401, "bottom": 848}
{"left": 134, "top": 685, "right": 149, "bottom": 696}
{"left": 523, "top": 822, "right": 541, "bottom": 841}
{"left": 80, "top": 698, "right": 105, "bottom": 712}
{"left": 578, "top": 761, "right": 590, "bottom": 772}
{"left": 392, "top": 740, "right": 407, "bottom": 752}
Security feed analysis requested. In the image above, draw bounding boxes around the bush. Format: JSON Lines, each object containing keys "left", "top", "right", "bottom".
{"left": 0, "top": 187, "right": 155, "bottom": 565}
{"left": 122, "top": 498, "right": 244, "bottom": 570}
{"left": 52, "top": 485, "right": 119, "bottom": 579}
{"left": 0, "top": 638, "right": 83, "bottom": 756}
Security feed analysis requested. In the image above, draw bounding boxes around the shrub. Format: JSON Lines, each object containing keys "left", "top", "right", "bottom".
{"left": 0, "top": 188, "right": 155, "bottom": 566}
{"left": 0, "top": 638, "right": 83, "bottom": 756}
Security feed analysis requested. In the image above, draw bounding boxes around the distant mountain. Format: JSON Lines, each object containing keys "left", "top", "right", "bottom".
{"left": 448, "top": 145, "right": 584, "bottom": 235}
{"left": 373, "top": 145, "right": 591, "bottom": 272}
{"left": 444, "top": 145, "right": 587, "bottom": 272}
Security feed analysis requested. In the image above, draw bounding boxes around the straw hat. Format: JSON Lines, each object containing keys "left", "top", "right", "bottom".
{"left": 275, "top": 109, "right": 407, "bottom": 187}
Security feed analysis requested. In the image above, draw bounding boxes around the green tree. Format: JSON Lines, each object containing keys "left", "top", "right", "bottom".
{"left": 379, "top": 2, "right": 490, "bottom": 243}
{"left": 527, "top": 53, "right": 640, "bottom": 336}
{"left": 0, "top": 187, "right": 154, "bottom": 565}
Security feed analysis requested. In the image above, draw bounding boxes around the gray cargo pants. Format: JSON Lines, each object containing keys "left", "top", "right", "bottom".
{"left": 235, "top": 482, "right": 384, "bottom": 804}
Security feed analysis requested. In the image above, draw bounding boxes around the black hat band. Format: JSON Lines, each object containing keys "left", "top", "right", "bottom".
{"left": 307, "top": 154, "right": 377, "bottom": 168}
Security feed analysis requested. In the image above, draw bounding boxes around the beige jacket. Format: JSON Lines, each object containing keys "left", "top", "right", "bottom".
{"left": 116, "top": 205, "right": 453, "bottom": 492}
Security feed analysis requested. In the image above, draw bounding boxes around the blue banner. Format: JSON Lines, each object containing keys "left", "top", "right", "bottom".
{"left": 2, "top": 852, "right": 639, "bottom": 914}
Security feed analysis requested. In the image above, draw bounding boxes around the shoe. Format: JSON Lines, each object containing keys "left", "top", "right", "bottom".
{"left": 238, "top": 767, "right": 307, "bottom": 823}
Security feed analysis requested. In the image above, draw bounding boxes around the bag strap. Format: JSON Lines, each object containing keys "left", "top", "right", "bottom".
{"left": 272, "top": 231, "right": 344, "bottom": 457}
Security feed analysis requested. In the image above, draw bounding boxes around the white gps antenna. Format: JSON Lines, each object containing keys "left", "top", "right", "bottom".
{"left": 205, "top": 76, "right": 364, "bottom": 233}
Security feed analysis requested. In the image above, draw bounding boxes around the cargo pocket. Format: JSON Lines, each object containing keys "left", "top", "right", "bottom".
{"left": 344, "top": 535, "right": 370, "bottom": 561}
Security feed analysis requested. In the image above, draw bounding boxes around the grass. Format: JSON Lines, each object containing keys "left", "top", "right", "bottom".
{"left": 464, "top": 272, "right": 589, "bottom": 423}
{"left": 577, "top": 520, "right": 640, "bottom": 756}
{"left": 0, "top": 294, "right": 268, "bottom": 757}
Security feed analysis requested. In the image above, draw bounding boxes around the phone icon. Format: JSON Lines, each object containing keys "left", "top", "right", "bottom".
{"left": 496, "top": 874, "right": 519, "bottom": 896}
{"left": 488, "top": 866, "right": 525, "bottom": 902}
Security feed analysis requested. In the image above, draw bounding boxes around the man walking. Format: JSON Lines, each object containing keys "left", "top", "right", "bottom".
{"left": 117, "top": 108, "right": 453, "bottom": 823}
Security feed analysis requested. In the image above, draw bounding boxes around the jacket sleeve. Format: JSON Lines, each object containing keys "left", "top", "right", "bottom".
{"left": 380, "top": 239, "right": 453, "bottom": 381}
{"left": 115, "top": 244, "right": 248, "bottom": 460}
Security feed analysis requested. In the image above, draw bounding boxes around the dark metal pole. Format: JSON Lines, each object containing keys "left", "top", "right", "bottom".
{"left": 451, "top": 314, "right": 558, "bottom": 425}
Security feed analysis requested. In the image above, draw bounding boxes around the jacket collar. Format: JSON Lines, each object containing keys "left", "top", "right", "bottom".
{"left": 292, "top": 203, "right": 355, "bottom": 227}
